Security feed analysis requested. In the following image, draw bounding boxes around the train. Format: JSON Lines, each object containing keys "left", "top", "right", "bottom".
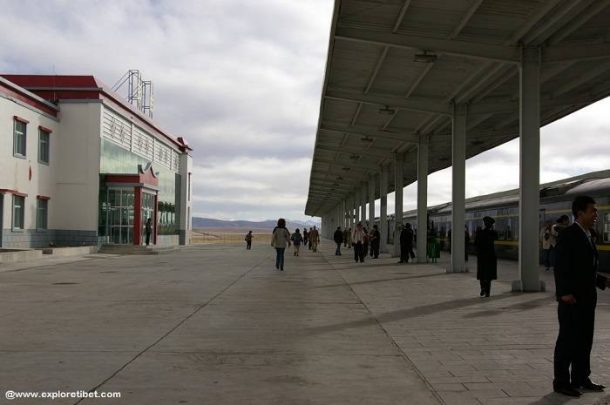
{"left": 381, "top": 170, "right": 610, "bottom": 269}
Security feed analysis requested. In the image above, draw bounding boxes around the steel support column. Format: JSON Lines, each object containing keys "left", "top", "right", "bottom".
{"left": 348, "top": 197, "right": 354, "bottom": 230}
{"left": 514, "top": 46, "right": 544, "bottom": 292}
{"left": 450, "top": 103, "right": 467, "bottom": 273}
{"left": 354, "top": 193, "right": 360, "bottom": 224}
{"left": 380, "top": 165, "right": 388, "bottom": 253}
{"left": 361, "top": 183, "right": 367, "bottom": 227}
{"left": 368, "top": 175, "right": 376, "bottom": 229}
{"left": 394, "top": 154, "right": 403, "bottom": 257}
{"left": 417, "top": 134, "right": 429, "bottom": 263}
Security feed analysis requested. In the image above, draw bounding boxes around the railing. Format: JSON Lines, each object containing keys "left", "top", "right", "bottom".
{"left": 191, "top": 229, "right": 272, "bottom": 245}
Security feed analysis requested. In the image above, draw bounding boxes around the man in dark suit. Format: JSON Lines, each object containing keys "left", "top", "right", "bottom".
{"left": 398, "top": 223, "right": 415, "bottom": 263}
{"left": 553, "top": 195, "right": 609, "bottom": 397}
{"left": 333, "top": 226, "right": 343, "bottom": 256}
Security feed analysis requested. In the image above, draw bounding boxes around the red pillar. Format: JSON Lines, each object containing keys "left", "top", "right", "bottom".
{"left": 133, "top": 187, "right": 142, "bottom": 245}
{"left": 153, "top": 192, "right": 159, "bottom": 245}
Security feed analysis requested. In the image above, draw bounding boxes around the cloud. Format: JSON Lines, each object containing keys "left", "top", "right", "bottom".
{"left": 1, "top": 0, "right": 608, "bottom": 223}
{"left": 190, "top": 157, "right": 312, "bottom": 220}
{"left": 397, "top": 97, "right": 610, "bottom": 214}
{"left": 0, "top": 0, "right": 333, "bottom": 221}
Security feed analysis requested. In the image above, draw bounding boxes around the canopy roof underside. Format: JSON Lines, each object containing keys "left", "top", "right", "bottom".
{"left": 305, "top": 0, "right": 610, "bottom": 217}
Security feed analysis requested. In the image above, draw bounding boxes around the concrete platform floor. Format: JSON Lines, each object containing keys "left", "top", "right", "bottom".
{"left": 1, "top": 242, "right": 610, "bottom": 404}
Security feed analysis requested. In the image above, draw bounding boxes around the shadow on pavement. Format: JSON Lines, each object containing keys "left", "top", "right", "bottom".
{"left": 312, "top": 272, "right": 448, "bottom": 289}
{"left": 303, "top": 291, "right": 518, "bottom": 336}
{"left": 462, "top": 294, "right": 555, "bottom": 318}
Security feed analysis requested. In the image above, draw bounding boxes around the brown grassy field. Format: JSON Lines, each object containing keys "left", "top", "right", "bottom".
{"left": 191, "top": 228, "right": 273, "bottom": 245}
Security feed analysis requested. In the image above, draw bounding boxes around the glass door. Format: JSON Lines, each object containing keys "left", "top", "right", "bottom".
{"left": 0, "top": 194, "right": 3, "bottom": 247}
{"left": 141, "top": 192, "right": 155, "bottom": 245}
{"left": 108, "top": 188, "right": 135, "bottom": 244}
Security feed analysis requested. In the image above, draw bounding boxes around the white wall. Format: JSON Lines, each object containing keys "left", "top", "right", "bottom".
{"left": 179, "top": 152, "right": 193, "bottom": 244}
{"left": 0, "top": 93, "right": 59, "bottom": 230}
{"left": 52, "top": 102, "right": 102, "bottom": 231}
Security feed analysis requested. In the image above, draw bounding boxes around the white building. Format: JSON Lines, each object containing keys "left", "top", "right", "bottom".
{"left": 0, "top": 75, "right": 193, "bottom": 249}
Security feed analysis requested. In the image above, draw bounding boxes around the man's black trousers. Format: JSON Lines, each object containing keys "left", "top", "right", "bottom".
{"left": 554, "top": 301, "right": 595, "bottom": 386}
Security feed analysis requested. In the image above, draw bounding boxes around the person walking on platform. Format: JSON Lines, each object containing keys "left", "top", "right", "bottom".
{"left": 465, "top": 226, "right": 470, "bottom": 262}
{"left": 399, "top": 223, "right": 415, "bottom": 263}
{"left": 552, "top": 196, "right": 610, "bottom": 397}
{"left": 362, "top": 226, "right": 369, "bottom": 258}
{"left": 475, "top": 216, "right": 497, "bottom": 297}
{"left": 540, "top": 222, "right": 555, "bottom": 271}
{"left": 370, "top": 225, "right": 381, "bottom": 259}
{"left": 333, "top": 226, "right": 343, "bottom": 255}
{"left": 291, "top": 228, "right": 303, "bottom": 256}
{"left": 245, "top": 230, "right": 253, "bottom": 250}
{"left": 553, "top": 215, "right": 571, "bottom": 238}
{"left": 145, "top": 217, "right": 153, "bottom": 246}
{"left": 309, "top": 226, "right": 320, "bottom": 252}
{"left": 308, "top": 227, "right": 313, "bottom": 250}
{"left": 343, "top": 228, "right": 349, "bottom": 247}
{"left": 271, "top": 218, "right": 291, "bottom": 271}
{"left": 344, "top": 228, "right": 352, "bottom": 248}
{"left": 352, "top": 223, "right": 366, "bottom": 263}
{"left": 303, "top": 228, "right": 309, "bottom": 249}
{"left": 427, "top": 228, "right": 440, "bottom": 262}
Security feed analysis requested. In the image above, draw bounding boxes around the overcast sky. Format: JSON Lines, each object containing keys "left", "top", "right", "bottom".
{"left": 1, "top": 0, "right": 608, "bottom": 222}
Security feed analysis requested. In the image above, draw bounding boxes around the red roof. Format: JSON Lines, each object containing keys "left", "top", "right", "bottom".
{"left": 0, "top": 76, "right": 59, "bottom": 117}
{"left": 1, "top": 74, "right": 191, "bottom": 151}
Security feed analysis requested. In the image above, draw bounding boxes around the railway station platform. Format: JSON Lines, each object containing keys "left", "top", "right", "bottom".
{"left": 2, "top": 241, "right": 610, "bottom": 404}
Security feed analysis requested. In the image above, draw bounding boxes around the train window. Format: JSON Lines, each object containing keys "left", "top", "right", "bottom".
{"left": 604, "top": 213, "right": 610, "bottom": 243}
{"left": 495, "top": 218, "right": 507, "bottom": 240}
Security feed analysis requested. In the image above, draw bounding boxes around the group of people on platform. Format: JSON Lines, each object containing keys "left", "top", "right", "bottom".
{"left": 259, "top": 195, "right": 608, "bottom": 398}
{"left": 333, "top": 223, "right": 381, "bottom": 262}
{"left": 539, "top": 214, "right": 571, "bottom": 272}
{"left": 266, "top": 220, "right": 320, "bottom": 271}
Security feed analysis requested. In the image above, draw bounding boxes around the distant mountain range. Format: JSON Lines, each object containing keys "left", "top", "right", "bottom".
{"left": 192, "top": 217, "right": 320, "bottom": 230}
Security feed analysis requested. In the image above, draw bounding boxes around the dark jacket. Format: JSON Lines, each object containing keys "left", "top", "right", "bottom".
{"left": 475, "top": 228, "right": 498, "bottom": 280}
{"left": 333, "top": 229, "right": 343, "bottom": 244}
{"left": 400, "top": 228, "right": 414, "bottom": 247}
{"left": 554, "top": 223, "right": 606, "bottom": 305}
{"left": 370, "top": 230, "right": 381, "bottom": 247}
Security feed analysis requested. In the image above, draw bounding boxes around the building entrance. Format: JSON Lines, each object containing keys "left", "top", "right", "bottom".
{"left": 141, "top": 192, "right": 155, "bottom": 245}
{"left": 107, "top": 188, "right": 135, "bottom": 244}
{"left": 0, "top": 194, "right": 3, "bottom": 247}
{"left": 100, "top": 164, "right": 159, "bottom": 246}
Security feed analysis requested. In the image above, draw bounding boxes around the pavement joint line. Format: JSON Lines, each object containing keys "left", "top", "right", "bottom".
{"left": 1, "top": 258, "right": 97, "bottom": 273}
{"left": 317, "top": 250, "right": 446, "bottom": 405}
{"left": 73, "top": 251, "right": 272, "bottom": 405}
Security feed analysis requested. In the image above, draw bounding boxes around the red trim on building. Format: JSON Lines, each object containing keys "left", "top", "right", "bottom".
{"left": 177, "top": 137, "right": 193, "bottom": 151}
{"left": 36, "top": 195, "right": 51, "bottom": 200}
{"left": 134, "top": 189, "right": 142, "bottom": 245}
{"left": 0, "top": 79, "right": 58, "bottom": 117}
{"left": 138, "top": 164, "right": 159, "bottom": 187}
{"left": 1, "top": 75, "right": 188, "bottom": 151}
{"left": 154, "top": 193, "right": 159, "bottom": 245}
{"left": 38, "top": 125, "right": 53, "bottom": 134}
{"left": 0, "top": 189, "right": 28, "bottom": 197}
{"left": 104, "top": 165, "right": 159, "bottom": 188}
{"left": 13, "top": 115, "right": 29, "bottom": 124}
{"left": 103, "top": 175, "right": 139, "bottom": 184}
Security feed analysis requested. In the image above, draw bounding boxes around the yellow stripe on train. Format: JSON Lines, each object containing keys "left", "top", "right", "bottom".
{"left": 491, "top": 240, "right": 610, "bottom": 251}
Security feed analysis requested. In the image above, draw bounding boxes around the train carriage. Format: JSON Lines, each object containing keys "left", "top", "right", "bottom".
{"left": 382, "top": 170, "right": 610, "bottom": 269}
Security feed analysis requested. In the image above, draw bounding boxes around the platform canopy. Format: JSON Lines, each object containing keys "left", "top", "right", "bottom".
{"left": 305, "top": 0, "right": 610, "bottom": 217}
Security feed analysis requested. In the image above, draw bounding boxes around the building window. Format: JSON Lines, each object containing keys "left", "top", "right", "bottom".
{"left": 13, "top": 119, "right": 27, "bottom": 157}
{"left": 39, "top": 128, "right": 50, "bottom": 164}
{"left": 37, "top": 199, "right": 48, "bottom": 230}
{"left": 12, "top": 195, "right": 25, "bottom": 230}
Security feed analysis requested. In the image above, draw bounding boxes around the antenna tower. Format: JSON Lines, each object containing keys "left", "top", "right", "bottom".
{"left": 112, "top": 69, "right": 154, "bottom": 118}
